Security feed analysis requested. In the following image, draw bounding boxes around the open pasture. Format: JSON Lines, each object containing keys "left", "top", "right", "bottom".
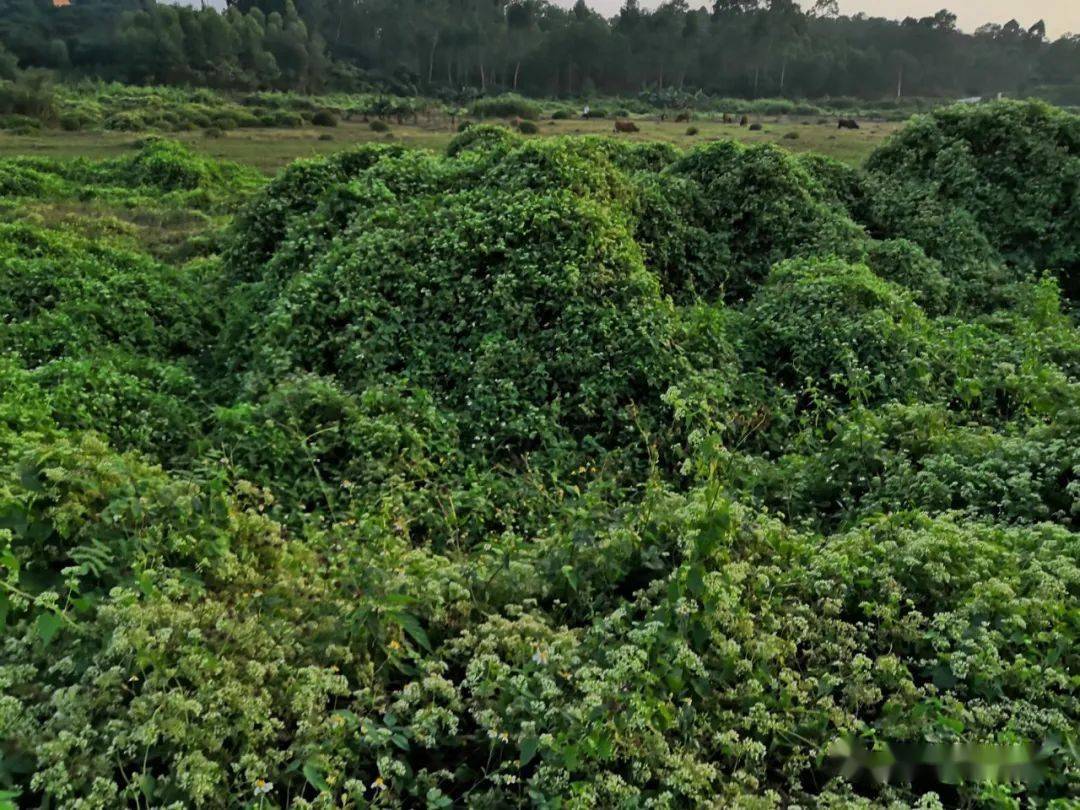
{"left": 0, "top": 114, "right": 901, "bottom": 172}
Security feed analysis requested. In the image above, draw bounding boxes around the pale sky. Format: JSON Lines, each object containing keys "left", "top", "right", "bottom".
{"left": 557, "top": 1, "right": 1080, "bottom": 38}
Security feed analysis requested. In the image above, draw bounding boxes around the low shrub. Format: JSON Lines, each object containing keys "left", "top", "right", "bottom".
{"left": 311, "top": 109, "right": 339, "bottom": 127}
{"left": 748, "top": 256, "right": 931, "bottom": 403}
{"left": 104, "top": 111, "right": 146, "bottom": 131}
{"left": 472, "top": 94, "right": 541, "bottom": 120}
{"left": 0, "top": 113, "right": 40, "bottom": 131}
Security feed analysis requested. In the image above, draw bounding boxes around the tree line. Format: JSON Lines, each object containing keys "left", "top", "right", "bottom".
{"left": 1, "top": 0, "right": 1079, "bottom": 102}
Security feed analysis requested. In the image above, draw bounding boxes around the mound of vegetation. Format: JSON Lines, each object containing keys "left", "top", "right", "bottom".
{"left": 867, "top": 100, "right": 1080, "bottom": 297}
{"left": 0, "top": 138, "right": 260, "bottom": 201}
{"left": 1, "top": 102, "right": 1078, "bottom": 808}
{"left": 471, "top": 94, "right": 541, "bottom": 120}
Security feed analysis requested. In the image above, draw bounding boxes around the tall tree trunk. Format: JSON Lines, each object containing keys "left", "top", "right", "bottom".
{"left": 897, "top": 64, "right": 903, "bottom": 98}
{"left": 428, "top": 32, "right": 439, "bottom": 84}
{"left": 779, "top": 59, "right": 786, "bottom": 94}
{"left": 513, "top": 61, "right": 520, "bottom": 91}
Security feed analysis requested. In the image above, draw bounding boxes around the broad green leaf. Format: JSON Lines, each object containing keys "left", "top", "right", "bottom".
{"left": 302, "top": 759, "right": 330, "bottom": 793}
{"left": 35, "top": 612, "right": 62, "bottom": 647}
{"left": 390, "top": 611, "right": 432, "bottom": 651}
{"left": 519, "top": 735, "right": 539, "bottom": 767}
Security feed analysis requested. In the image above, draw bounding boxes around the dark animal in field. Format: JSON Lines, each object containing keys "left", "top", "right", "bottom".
{"left": 675, "top": 112, "right": 691, "bottom": 123}
{"left": 838, "top": 118, "right": 860, "bottom": 130}
{"left": 614, "top": 120, "right": 640, "bottom": 133}
{"left": 748, "top": 123, "right": 763, "bottom": 131}
{"left": 739, "top": 114, "right": 749, "bottom": 126}
{"left": 723, "top": 113, "right": 733, "bottom": 124}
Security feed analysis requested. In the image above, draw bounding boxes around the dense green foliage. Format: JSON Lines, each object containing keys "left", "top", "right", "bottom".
{"left": 2, "top": 0, "right": 1080, "bottom": 104}
{"left": 0, "top": 82, "right": 445, "bottom": 134}
{"left": 1, "top": 101, "right": 1078, "bottom": 808}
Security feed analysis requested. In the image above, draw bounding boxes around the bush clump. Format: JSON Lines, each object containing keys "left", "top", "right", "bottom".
{"left": 222, "top": 139, "right": 695, "bottom": 476}
{"left": 445, "top": 123, "right": 517, "bottom": 158}
{"left": 657, "top": 141, "right": 865, "bottom": 298}
{"left": 472, "top": 93, "right": 541, "bottom": 120}
{"left": 867, "top": 100, "right": 1080, "bottom": 296}
{"left": 311, "top": 108, "right": 339, "bottom": 127}
{"left": 748, "top": 257, "right": 931, "bottom": 403}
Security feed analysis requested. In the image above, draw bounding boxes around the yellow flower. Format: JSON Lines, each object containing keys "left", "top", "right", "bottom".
{"left": 388, "top": 639, "right": 402, "bottom": 652}
{"left": 372, "top": 776, "right": 387, "bottom": 791}
{"left": 499, "top": 731, "right": 510, "bottom": 743}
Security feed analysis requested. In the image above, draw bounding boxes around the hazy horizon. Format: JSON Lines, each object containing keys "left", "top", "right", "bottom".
{"left": 174, "top": 0, "right": 1080, "bottom": 39}
{"left": 553, "top": 1, "right": 1080, "bottom": 38}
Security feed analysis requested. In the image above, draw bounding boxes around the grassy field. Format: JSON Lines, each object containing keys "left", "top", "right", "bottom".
{"left": 0, "top": 115, "right": 901, "bottom": 172}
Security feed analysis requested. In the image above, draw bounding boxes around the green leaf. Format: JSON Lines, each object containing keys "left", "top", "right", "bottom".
{"left": 519, "top": 735, "right": 540, "bottom": 767}
{"left": 939, "top": 715, "right": 966, "bottom": 735}
{"left": 561, "top": 564, "right": 579, "bottom": 592}
{"left": 686, "top": 563, "right": 705, "bottom": 598}
{"left": 35, "top": 612, "right": 62, "bottom": 647}
{"left": 139, "top": 773, "right": 157, "bottom": 801}
{"left": 390, "top": 611, "right": 432, "bottom": 651}
{"left": 426, "top": 787, "right": 452, "bottom": 809}
{"left": 331, "top": 709, "right": 359, "bottom": 728}
{"left": 302, "top": 759, "right": 330, "bottom": 793}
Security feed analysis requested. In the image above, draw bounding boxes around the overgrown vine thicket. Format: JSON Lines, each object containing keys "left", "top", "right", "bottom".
{"left": 0, "top": 100, "right": 1078, "bottom": 808}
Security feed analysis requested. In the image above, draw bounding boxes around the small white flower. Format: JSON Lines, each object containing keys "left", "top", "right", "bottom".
{"left": 532, "top": 648, "right": 550, "bottom": 665}
{"left": 253, "top": 779, "right": 273, "bottom": 796}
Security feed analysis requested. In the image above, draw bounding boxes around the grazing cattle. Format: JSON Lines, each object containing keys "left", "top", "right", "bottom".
{"left": 723, "top": 113, "right": 733, "bottom": 124}
{"left": 838, "top": 118, "right": 860, "bottom": 130}
{"left": 739, "top": 114, "right": 749, "bottom": 126}
{"left": 675, "top": 112, "right": 691, "bottom": 123}
{"left": 614, "top": 119, "right": 640, "bottom": 133}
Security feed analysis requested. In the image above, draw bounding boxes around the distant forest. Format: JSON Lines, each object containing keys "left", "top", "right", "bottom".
{"left": 1, "top": 0, "right": 1079, "bottom": 102}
